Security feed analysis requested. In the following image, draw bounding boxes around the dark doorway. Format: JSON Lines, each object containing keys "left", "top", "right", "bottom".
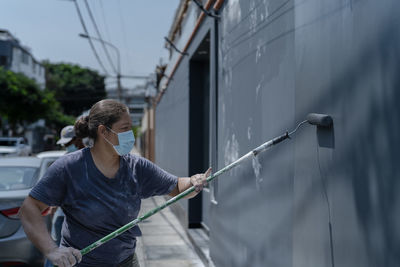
{"left": 189, "top": 32, "right": 210, "bottom": 229}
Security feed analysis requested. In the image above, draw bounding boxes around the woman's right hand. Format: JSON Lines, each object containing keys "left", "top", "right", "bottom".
{"left": 46, "top": 246, "right": 82, "bottom": 267}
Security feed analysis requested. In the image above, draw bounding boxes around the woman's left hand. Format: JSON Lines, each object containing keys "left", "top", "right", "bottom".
{"left": 190, "top": 167, "right": 212, "bottom": 192}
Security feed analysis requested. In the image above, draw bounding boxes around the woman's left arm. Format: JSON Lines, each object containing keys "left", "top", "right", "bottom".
{"left": 169, "top": 167, "right": 212, "bottom": 199}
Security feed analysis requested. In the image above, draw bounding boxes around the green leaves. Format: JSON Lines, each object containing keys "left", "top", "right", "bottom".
{"left": 0, "top": 67, "right": 74, "bottom": 129}
{"left": 0, "top": 67, "right": 47, "bottom": 125}
{"left": 0, "top": 62, "right": 105, "bottom": 133}
{"left": 43, "top": 62, "right": 107, "bottom": 116}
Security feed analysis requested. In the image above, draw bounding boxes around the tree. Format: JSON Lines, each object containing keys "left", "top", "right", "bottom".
{"left": 43, "top": 62, "right": 106, "bottom": 116}
{"left": 0, "top": 67, "right": 74, "bottom": 133}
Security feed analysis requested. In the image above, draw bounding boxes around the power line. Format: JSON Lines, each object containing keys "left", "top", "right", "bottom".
{"left": 117, "top": 0, "right": 132, "bottom": 71}
{"left": 83, "top": 0, "right": 118, "bottom": 74}
{"left": 98, "top": 0, "right": 112, "bottom": 43}
{"left": 73, "top": 0, "right": 109, "bottom": 75}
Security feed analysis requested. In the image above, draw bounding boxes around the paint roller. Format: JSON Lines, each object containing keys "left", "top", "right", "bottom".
{"left": 306, "top": 113, "right": 333, "bottom": 127}
{"left": 75, "top": 113, "right": 333, "bottom": 257}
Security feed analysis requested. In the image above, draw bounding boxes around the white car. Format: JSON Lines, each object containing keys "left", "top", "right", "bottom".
{"left": 0, "top": 156, "right": 56, "bottom": 266}
{"left": 36, "top": 150, "right": 66, "bottom": 159}
{"left": 0, "top": 137, "right": 32, "bottom": 157}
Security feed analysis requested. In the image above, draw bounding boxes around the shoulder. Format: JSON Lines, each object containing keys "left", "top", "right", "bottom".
{"left": 52, "top": 148, "right": 86, "bottom": 170}
{"left": 121, "top": 153, "right": 145, "bottom": 169}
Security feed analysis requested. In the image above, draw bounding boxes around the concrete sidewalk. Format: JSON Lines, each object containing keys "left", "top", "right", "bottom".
{"left": 135, "top": 196, "right": 204, "bottom": 267}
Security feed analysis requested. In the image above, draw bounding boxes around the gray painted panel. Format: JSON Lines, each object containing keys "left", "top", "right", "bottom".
{"left": 155, "top": 18, "right": 214, "bottom": 225}
{"left": 156, "top": 0, "right": 400, "bottom": 266}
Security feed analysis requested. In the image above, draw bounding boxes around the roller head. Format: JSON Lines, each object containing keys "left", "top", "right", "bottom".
{"left": 306, "top": 113, "right": 333, "bottom": 127}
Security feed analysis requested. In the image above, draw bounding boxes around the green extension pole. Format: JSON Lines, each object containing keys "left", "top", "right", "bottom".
{"left": 79, "top": 129, "right": 294, "bottom": 256}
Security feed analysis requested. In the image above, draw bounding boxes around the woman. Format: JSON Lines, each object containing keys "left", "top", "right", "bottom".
{"left": 19, "top": 99, "right": 210, "bottom": 267}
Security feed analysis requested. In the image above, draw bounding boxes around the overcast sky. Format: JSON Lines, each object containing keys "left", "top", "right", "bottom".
{"left": 0, "top": 0, "right": 180, "bottom": 89}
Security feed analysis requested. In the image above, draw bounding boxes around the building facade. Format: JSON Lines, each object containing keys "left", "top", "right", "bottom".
{"left": 154, "top": 0, "right": 400, "bottom": 266}
{"left": 0, "top": 29, "right": 47, "bottom": 150}
{"left": 0, "top": 29, "right": 45, "bottom": 88}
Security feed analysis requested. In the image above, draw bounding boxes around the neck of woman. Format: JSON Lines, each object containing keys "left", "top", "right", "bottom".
{"left": 90, "top": 141, "right": 120, "bottom": 169}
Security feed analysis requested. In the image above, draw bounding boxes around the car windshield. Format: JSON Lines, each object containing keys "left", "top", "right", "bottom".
{"left": 0, "top": 166, "right": 38, "bottom": 191}
{"left": 0, "top": 140, "right": 17, "bottom": 146}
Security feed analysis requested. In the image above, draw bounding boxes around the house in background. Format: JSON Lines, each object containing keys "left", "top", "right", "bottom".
{"left": 107, "top": 78, "right": 158, "bottom": 157}
{"left": 0, "top": 29, "right": 46, "bottom": 152}
{"left": 0, "top": 29, "right": 45, "bottom": 88}
{"left": 153, "top": 0, "right": 400, "bottom": 267}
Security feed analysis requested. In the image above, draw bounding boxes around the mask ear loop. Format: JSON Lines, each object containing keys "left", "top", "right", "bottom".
{"left": 102, "top": 126, "right": 117, "bottom": 146}
{"left": 106, "top": 126, "right": 118, "bottom": 135}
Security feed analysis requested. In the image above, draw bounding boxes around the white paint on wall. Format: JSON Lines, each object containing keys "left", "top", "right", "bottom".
{"left": 249, "top": 0, "right": 257, "bottom": 34}
{"left": 221, "top": 102, "right": 226, "bottom": 131}
{"left": 227, "top": 0, "right": 242, "bottom": 25}
{"left": 224, "top": 66, "right": 233, "bottom": 93}
{"left": 255, "top": 42, "right": 262, "bottom": 63}
{"left": 255, "top": 75, "right": 264, "bottom": 99}
{"left": 252, "top": 155, "right": 263, "bottom": 191}
{"left": 264, "top": 0, "right": 270, "bottom": 20}
{"left": 222, "top": 0, "right": 242, "bottom": 34}
{"left": 224, "top": 134, "right": 240, "bottom": 168}
{"left": 247, "top": 117, "right": 253, "bottom": 140}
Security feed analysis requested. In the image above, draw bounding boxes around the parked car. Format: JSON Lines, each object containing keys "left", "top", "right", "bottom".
{"left": 36, "top": 150, "right": 66, "bottom": 159}
{"left": 0, "top": 156, "right": 62, "bottom": 266}
{"left": 0, "top": 137, "right": 32, "bottom": 157}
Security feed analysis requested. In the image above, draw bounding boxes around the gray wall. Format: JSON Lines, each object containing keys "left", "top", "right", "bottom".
{"left": 155, "top": 19, "right": 210, "bottom": 222}
{"left": 155, "top": 61, "right": 190, "bottom": 216}
{"left": 156, "top": 0, "right": 400, "bottom": 266}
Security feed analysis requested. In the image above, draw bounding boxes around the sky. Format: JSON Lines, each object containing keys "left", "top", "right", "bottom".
{"left": 0, "top": 0, "right": 180, "bottom": 90}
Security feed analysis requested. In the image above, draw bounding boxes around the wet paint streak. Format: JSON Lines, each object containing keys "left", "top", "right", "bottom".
{"left": 252, "top": 155, "right": 263, "bottom": 191}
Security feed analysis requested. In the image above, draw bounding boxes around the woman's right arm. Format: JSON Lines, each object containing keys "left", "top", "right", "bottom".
{"left": 19, "top": 196, "right": 82, "bottom": 267}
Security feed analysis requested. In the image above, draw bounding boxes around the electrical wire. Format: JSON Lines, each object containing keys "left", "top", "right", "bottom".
{"left": 83, "top": 0, "right": 118, "bottom": 74}
{"left": 98, "top": 0, "right": 113, "bottom": 44}
{"left": 164, "top": 37, "right": 188, "bottom": 56}
{"left": 317, "top": 145, "right": 335, "bottom": 267}
{"left": 116, "top": 0, "right": 132, "bottom": 71}
{"left": 73, "top": 0, "right": 109, "bottom": 76}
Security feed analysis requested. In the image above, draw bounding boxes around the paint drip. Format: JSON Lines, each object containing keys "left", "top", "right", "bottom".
{"left": 255, "top": 75, "right": 264, "bottom": 99}
{"left": 255, "top": 43, "right": 262, "bottom": 63}
{"left": 247, "top": 118, "right": 253, "bottom": 141}
{"left": 224, "top": 134, "right": 240, "bottom": 174}
{"left": 249, "top": 0, "right": 257, "bottom": 34}
{"left": 252, "top": 155, "right": 263, "bottom": 190}
{"left": 226, "top": 0, "right": 241, "bottom": 25}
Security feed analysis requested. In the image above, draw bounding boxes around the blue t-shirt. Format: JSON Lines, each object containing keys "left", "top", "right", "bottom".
{"left": 30, "top": 148, "right": 178, "bottom": 267}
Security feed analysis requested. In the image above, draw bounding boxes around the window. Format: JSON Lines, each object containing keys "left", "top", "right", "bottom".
{"left": 21, "top": 51, "right": 29, "bottom": 64}
{"left": 0, "top": 167, "right": 39, "bottom": 191}
{"left": 0, "top": 56, "right": 7, "bottom": 66}
{"left": 0, "top": 140, "right": 17, "bottom": 146}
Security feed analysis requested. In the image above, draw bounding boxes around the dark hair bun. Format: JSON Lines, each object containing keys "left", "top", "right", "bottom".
{"left": 74, "top": 116, "right": 90, "bottom": 138}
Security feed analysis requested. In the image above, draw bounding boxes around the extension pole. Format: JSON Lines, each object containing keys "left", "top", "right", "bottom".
{"left": 80, "top": 131, "right": 293, "bottom": 256}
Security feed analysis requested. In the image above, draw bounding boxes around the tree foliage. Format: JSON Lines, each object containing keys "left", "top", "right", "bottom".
{"left": 44, "top": 62, "right": 106, "bottom": 116}
{"left": 0, "top": 67, "right": 74, "bottom": 131}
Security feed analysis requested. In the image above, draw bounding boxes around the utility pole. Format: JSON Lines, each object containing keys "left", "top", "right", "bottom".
{"left": 117, "top": 73, "right": 122, "bottom": 101}
{"left": 79, "top": 33, "right": 122, "bottom": 101}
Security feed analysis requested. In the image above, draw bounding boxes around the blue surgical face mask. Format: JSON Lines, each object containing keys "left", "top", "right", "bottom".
{"left": 66, "top": 144, "right": 78, "bottom": 153}
{"left": 104, "top": 127, "right": 135, "bottom": 156}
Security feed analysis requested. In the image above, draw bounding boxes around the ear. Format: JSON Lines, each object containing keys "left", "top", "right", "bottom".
{"left": 97, "top": 125, "right": 108, "bottom": 138}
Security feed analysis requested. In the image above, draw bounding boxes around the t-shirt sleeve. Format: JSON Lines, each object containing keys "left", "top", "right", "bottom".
{"left": 29, "top": 157, "right": 67, "bottom": 206}
{"left": 137, "top": 157, "right": 178, "bottom": 199}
